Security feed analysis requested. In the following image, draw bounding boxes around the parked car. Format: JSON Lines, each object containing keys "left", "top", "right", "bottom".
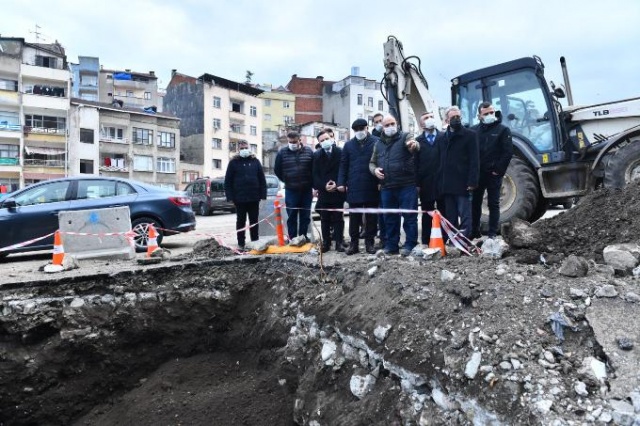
{"left": 265, "top": 174, "right": 283, "bottom": 198}
{"left": 184, "top": 177, "right": 235, "bottom": 216}
{"left": 0, "top": 177, "right": 196, "bottom": 257}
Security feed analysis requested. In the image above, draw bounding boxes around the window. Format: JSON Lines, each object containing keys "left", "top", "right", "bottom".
{"left": 249, "top": 106, "right": 257, "bottom": 117}
{"left": 126, "top": 90, "right": 134, "bottom": 97}
{"left": 213, "top": 96, "right": 221, "bottom": 108}
{"left": 0, "top": 78, "right": 18, "bottom": 92}
{"left": 264, "top": 99, "right": 271, "bottom": 107}
{"left": 144, "top": 91, "right": 151, "bottom": 100}
{"left": 77, "top": 180, "right": 135, "bottom": 199}
{"left": 14, "top": 181, "right": 70, "bottom": 206}
{"left": 229, "top": 141, "right": 237, "bottom": 152}
{"left": 132, "top": 127, "right": 153, "bottom": 145}
{"left": 80, "top": 75, "right": 97, "bottom": 87}
{"left": 283, "top": 101, "right": 290, "bottom": 109}
{"left": 231, "top": 101, "right": 243, "bottom": 113}
{"left": 157, "top": 132, "right": 176, "bottom": 148}
{"left": 284, "top": 115, "right": 293, "bottom": 124}
{"left": 0, "top": 143, "right": 19, "bottom": 159}
{"left": 80, "top": 128, "right": 94, "bottom": 144}
{"left": 0, "top": 110, "right": 19, "bottom": 127}
{"left": 79, "top": 159, "right": 94, "bottom": 174}
{"left": 133, "top": 155, "right": 153, "bottom": 171}
{"left": 212, "top": 159, "right": 222, "bottom": 169}
{"left": 230, "top": 123, "right": 243, "bottom": 133}
{"left": 183, "top": 171, "right": 199, "bottom": 183}
{"left": 101, "top": 126, "right": 125, "bottom": 141}
{"left": 213, "top": 118, "right": 221, "bottom": 129}
{"left": 24, "top": 114, "right": 66, "bottom": 131}
{"left": 264, "top": 114, "right": 271, "bottom": 121}
{"left": 250, "top": 144, "right": 258, "bottom": 153}
{"left": 357, "top": 94, "right": 363, "bottom": 105}
{"left": 212, "top": 138, "right": 222, "bottom": 149}
{"left": 250, "top": 125, "right": 257, "bottom": 136}
{"left": 35, "top": 55, "right": 57, "bottom": 69}
{"left": 156, "top": 157, "right": 176, "bottom": 173}
{"left": 367, "top": 97, "right": 373, "bottom": 107}
{"left": 378, "top": 100, "right": 384, "bottom": 111}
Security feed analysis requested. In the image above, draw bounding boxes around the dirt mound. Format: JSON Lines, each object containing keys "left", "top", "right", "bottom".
{"left": 526, "top": 182, "right": 640, "bottom": 260}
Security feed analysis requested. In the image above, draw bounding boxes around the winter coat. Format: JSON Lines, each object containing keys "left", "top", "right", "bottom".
{"left": 312, "top": 146, "right": 346, "bottom": 207}
{"left": 472, "top": 121, "right": 513, "bottom": 176}
{"left": 440, "top": 127, "right": 479, "bottom": 196}
{"left": 369, "top": 131, "right": 418, "bottom": 189}
{"left": 224, "top": 154, "right": 267, "bottom": 203}
{"left": 416, "top": 130, "right": 444, "bottom": 201}
{"left": 274, "top": 145, "right": 314, "bottom": 190}
{"left": 337, "top": 134, "right": 380, "bottom": 204}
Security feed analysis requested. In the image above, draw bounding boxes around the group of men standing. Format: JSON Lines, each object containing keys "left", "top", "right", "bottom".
{"left": 225, "top": 101, "right": 513, "bottom": 255}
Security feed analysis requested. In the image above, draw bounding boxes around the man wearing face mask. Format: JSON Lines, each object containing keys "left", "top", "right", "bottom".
{"left": 338, "top": 118, "right": 380, "bottom": 255}
{"left": 274, "top": 131, "right": 314, "bottom": 241}
{"left": 313, "top": 130, "right": 346, "bottom": 253}
{"left": 416, "top": 111, "right": 446, "bottom": 245}
{"left": 471, "top": 101, "right": 513, "bottom": 239}
{"left": 369, "top": 114, "right": 420, "bottom": 256}
{"left": 370, "top": 112, "right": 386, "bottom": 249}
{"left": 439, "top": 106, "right": 479, "bottom": 240}
{"left": 224, "top": 140, "right": 267, "bottom": 250}
{"left": 371, "top": 112, "right": 384, "bottom": 138}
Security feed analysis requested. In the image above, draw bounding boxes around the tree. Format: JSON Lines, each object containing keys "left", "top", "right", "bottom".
{"left": 245, "top": 70, "right": 254, "bottom": 85}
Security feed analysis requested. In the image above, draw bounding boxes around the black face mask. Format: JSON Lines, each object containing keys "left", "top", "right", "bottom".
{"left": 449, "top": 117, "right": 462, "bottom": 131}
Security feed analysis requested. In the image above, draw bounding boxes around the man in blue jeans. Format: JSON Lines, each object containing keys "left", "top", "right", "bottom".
{"left": 274, "top": 131, "right": 314, "bottom": 240}
{"left": 369, "top": 115, "right": 420, "bottom": 256}
{"left": 471, "top": 101, "right": 513, "bottom": 239}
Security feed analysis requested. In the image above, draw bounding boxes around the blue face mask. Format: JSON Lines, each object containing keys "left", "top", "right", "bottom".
{"left": 482, "top": 113, "right": 497, "bottom": 124}
{"left": 239, "top": 148, "right": 251, "bottom": 157}
{"left": 320, "top": 140, "right": 333, "bottom": 150}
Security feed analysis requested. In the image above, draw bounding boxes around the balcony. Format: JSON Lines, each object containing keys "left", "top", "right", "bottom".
{"left": 99, "top": 134, "right": 129, "bottom": 144}
{"left": 24, "top": 158, "right": 65, "bottom": 168}
{"left": 24, "top": 126, "right": 66, "bottom": 135}
{"left": 21, "top": 63, "right": 70, "bottom": 82}
{"left": 23, "top": 93, "right": 69, "bottom": 111}
{"left": 229, "top": 110, "right": 245, "bottom": 120}
{"left": 110, "top": 79, "right": 151, "bottom": 90}
{"left": 0, "top": 157, "right": 19, "bottom": 166}
{"left": 0, "top": 122, "right": 22, "bottom": 139}
{"left": 0, "top": 90, "right": 19, "bottom": 107}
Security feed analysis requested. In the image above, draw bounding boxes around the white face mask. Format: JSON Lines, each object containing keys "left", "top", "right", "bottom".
{"left": 383, "top": 126, "right": 397, "bottom": 137}
{"left": 239, "top": 148, "right": 251, "bottom": 157}
{"left": 320, "top": 140, "right": 333, "bottom": 150}
{"left": 355, "top": 130, "right": 367, "bottom": 140}
{"left": 423, "top": 117, "right": 437, "bottom": 130}
{"left": 482, "top": 113, "right": 497, "bottom": 124}
{"left": 374, "top": 123, "right": 383, "bottom": 132}
{"left": 288, "top": 143, "right": 299, "bottom": 151}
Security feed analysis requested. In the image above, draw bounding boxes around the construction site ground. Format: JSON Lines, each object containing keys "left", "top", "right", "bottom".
{"left": 2, "top": 184, "right": 640, "bottom": 425}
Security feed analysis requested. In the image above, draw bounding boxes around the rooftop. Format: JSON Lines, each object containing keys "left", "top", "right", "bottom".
{"left": 70, "top": 98, "right": 178, "bottom": 120}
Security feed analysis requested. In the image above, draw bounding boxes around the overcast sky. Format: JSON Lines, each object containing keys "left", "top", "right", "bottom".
{"left": 3, "top": 0, "right": 640, "bottom": 108}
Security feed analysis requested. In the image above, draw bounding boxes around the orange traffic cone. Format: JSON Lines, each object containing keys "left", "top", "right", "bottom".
{"left": 428, "top": 211, "right": 446, "bottom": 256}
{"left": 52, "top": 230, "right": 65, "bottom": 265}
{"left": 146, "top": 224, "right": 159, "bottom": 258}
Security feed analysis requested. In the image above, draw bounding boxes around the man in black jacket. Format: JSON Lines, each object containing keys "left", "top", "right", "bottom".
{"left": 274, "top": 131, "right": 314, "bottom": 240}
{"left": 371, "top": 112, "right": 384, "bottom": 138}
{"left": 440, "top": 106, "right": 479, "bottom": 239}
{"left": 224, "top": 140, "right": 267, "bottom": 249}
{"left": 370, "top": 112, "right": 386, "bottom": 248}
{"left": 471, "top": 101, "right": 513, "bottom": 238}
{"left": 313, "top": 130, "right": 346, "bottom": 252}
{"left": 416, "top": 111, "right": 445, "bottom": 245}
{"left": 369, "top": 114, "right": 420, "bottom": 256}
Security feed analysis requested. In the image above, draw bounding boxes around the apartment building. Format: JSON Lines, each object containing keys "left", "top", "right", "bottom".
{"left": 69, "top": 98, "right": 181, "bottom": 189}
{"left": 285, "top": 75, "right": 325, "bottom": 124}
{"left": 69, "top": 56, "right": 99, "bottom": 101}
{"left": 256, "top": 84, "right": 295, "bottom": 174}
{"left": 164, "top": 71, "right": 263, "bottom": 185}
{"left": 99, "top": 68, "right": 159, "bottom": 110}
{"left": 0, "top": 37, "right": 71, "bottom": 191}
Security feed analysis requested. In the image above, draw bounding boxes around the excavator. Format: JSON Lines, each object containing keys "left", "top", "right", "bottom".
{"left": 382, "top": 35, "right": 640, "bottom": 227}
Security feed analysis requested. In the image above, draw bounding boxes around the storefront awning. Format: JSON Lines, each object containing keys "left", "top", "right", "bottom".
{"left": 24, "top": 146, "right": 65, "bottom": 156}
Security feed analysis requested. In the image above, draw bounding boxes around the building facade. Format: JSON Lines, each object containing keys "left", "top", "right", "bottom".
{"left": 99, "top": 68, "right": 159, "bottom": 110}
{"left": 0, "top": 37, "right": 71, "bottom": 191}
{"left": 69, "top": 99, "right": 181, "bottom": 189}
{"left": 257, "top": 85, "right": 295, "bottom": 174}
{"left": 69, "top": 56, "right": 99, "bottom": 101}
{"left": 164, "top": 71, "right": 263, "bottom": 186}
{"left": 285, "top": 75, "right": 325, "bottom": 124}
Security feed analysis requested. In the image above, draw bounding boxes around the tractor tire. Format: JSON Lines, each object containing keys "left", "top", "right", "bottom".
{"left": 131, "top": 217, "right": 163, "bottom": 252}
{"left": 528, "top": 195, "right": 549, "bottom": 223}
{"left": 603, "top": 140, "right": 640, "bottom": 188}
{"left": 481, "top": 156, "right": 539, "bottom": 230}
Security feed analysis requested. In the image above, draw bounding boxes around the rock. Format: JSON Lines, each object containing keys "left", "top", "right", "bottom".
{"left": 349, "top": 371, "right": 376, "bottom": 399}
{"left": 367, "top": 266, "right": 378, "bottom": 277}
{"left": 535, "top": 399, "right": 553, "bottom": 414}
{"left": 603, "top": 244, "right": 640, "bottom": 271}
{"left": 598, "top": 411, "right": 613, "bottom": 423}
{"left": 422, "top": 248, "right": 443, "bottom": 260}
{"left": 137, "top": 257, "right": 163, "bottom": 265}
{"left": 481, "top": 238, "right": 508, "bottom": 258}
{"left": 511, "top": 359, "right": 522, "bottom": 370}
{"left": 628, "top": 391, "right": 640, "bottom": 413}
{"left": 577, "top": 357, "right": 607, "bottom": 386}
{"left": 609, "top": 399, "right": 635, "bottom": 425}
{"left": 595, "top": 285, "right": 619, "bottom": 298}
{"left": 431, "top": 388, "right": 456, "bottom": 411}
{"left": 616, "top": 337, "right": 634, "bottom": 351}
{"left": 559, "top": 255, "right": 590, "bottom": 277}
{"left": 540, "top": 286, "right": 554, "bottom": 298}
{"left": 69, "top": 298, "right": 85, "bottom": 308}
{"left": 246, "top": 237, "right": 278, "bottom": 252}
{"left": 624, "top": 292, "right": 640, "bottom": 303}
{"left": 440, "top": 270, "right": 456, "bottom": 282}
{"left": 633, "top": 265, "right": 640, "bottom": 277}
{"left": 464, "top": 352, "right": 482, "bottom": 379}
{"left": 570, "top": 288, "right": 587, "bottom": 299}
{"left": 43, "top": 263, "right": 65, "bottom": 273}
{"left": 373, "top": 324, "right": 391, "bottom": 343}
{"left": 574, "top": 381, "right": 589, "bottom": 396}
{"left": 499, "top": 361, "right": 512, "bottom": 371}
{"left": 543, "top": 350, "right": 556, "bottom": 364}
{"left": 320, "top": 340, "right": 337, "bottom": 365}
{"left": 62, "top": 256, "right": 80, "bottom": 270}
{"left": 501, "top": 218, "right": 539, "bottom": 248}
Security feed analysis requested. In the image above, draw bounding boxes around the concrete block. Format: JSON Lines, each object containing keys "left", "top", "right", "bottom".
{"left": 59, "top": 206, "right": 134, "bottom": 260}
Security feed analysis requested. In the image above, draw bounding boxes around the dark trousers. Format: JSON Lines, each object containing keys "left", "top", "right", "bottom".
{"left": 444, "top": 193, "right": 472, "bottom": 239}
{"left": 285, "top": 188, "right": 313, "bottom": 238}
{"left": 472, "top": 173, "right": 503, "bottom": 237}
{"left": 319, "top": 203, "right": 345, "bottom": 244}
{"left": 377, "top": 192, "right": 386, "bottom": 242}
{"left": 235, "top": 201, "right": 260, "bottom": 245}
{"left": 381, "top": 185, "right": 418, "bottom": 251}
{"left": 348, "top": 201, "right": 378, "bottom": 242}
{"left": 419, "top": 193, "right": 446, "bottom": 245}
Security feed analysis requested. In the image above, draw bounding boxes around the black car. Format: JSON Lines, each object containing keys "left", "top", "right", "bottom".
{"left": 0, "top": 176, "right": 196, "bottom": 257}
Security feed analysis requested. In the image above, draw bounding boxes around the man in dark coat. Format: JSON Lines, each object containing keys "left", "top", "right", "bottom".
{"left": 440, "top": 106, "right": 479, "bottom": 239}
{"left": 224, "top": 140, "right": 267, "bottom": 249}
{"left": 471, "top": 101, "right": 513, "bottom": 239}
{"left": 416, "top": 111, "right": 445, "bottom": 245}
{"left": 338, "top": 118, "right": 381, "bottom": 254}
{"left": 371, "top": 112, "right": 384, "bottom": 138}
{"left": 274, "top": 131, "right": 314, "bottom": 240}
{"left": 313, "top": 130, "right": 346, "bottom": 252}
{"left": 370, "top": 112, "right": 386, "bottom": 246}
{"left": 369, "top": 114, "right": 420, "bottom": 256}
